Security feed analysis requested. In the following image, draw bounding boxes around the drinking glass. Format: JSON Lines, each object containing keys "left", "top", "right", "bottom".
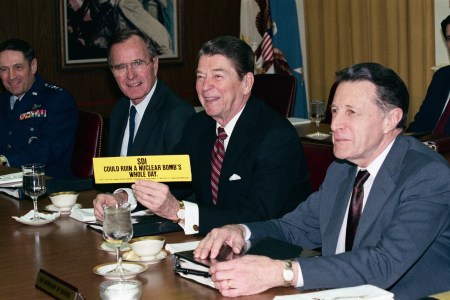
{"left": 22, "top": 163, "right": 46, "bottom": 221}
{"left": 309, "top": 99, "right": 326, "bottom": 138}
{"left": 103, "top": 203, "right": 133, "bottom": 280}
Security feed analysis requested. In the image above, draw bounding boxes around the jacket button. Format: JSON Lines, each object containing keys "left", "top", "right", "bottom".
{"left": 30, "top": 127, "right": 34, "bottom": 131}
{"left": 8, "top": 131, "right": 12, "bottom": 135}
{"left": 7, "top": 144, "right": 11, "bottom": 149}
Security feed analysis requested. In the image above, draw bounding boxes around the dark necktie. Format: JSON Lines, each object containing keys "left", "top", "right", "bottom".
{"left": 211, "top": 127, "right": 227, "bottom": 205}
{"left": 433, "top": 100, "right": 450, "bottom": 134}
{"left": 127, "top": 106, "right": 137, "bottom": 156}
{"left": 345, "top": 170, "right": 370, "bottom": 251}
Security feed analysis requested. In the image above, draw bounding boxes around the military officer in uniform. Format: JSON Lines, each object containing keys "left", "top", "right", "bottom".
{"left": 0, "top": 39, "right": 77, "bottom": 179}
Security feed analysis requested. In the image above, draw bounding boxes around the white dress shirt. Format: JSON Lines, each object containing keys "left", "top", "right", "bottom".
{"left": 120, "top": 81, "right": 157, "bottom": 156}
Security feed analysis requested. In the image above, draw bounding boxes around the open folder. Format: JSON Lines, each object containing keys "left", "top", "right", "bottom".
{"left": 173, "top": 237, "right": 321, "bottom": 287}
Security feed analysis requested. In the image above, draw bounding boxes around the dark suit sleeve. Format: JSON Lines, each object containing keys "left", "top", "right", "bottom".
{"left": 162, "top": 98, "right": 196, "bottom": 154}
{"left": 407, "top": 67, "right": 450, "bottom": 133}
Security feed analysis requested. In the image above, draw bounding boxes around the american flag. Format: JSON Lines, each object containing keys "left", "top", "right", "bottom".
{"left": 261, "top": 30, "right": 274, "bottom": 62}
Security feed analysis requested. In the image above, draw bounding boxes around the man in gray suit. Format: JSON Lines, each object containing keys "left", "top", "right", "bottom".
{"left": 95, "top": 29, "right": 194, "bottom": 195}
{"left": 194, "top": 63, "right": 450, "bottom": 300}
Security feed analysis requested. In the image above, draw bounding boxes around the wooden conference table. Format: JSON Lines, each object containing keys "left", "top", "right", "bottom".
{"left": 0, "top": 166, "right": 300, "bottom": 299}
{"left": 3, "top": 123, "right": 449, "bottom": 299}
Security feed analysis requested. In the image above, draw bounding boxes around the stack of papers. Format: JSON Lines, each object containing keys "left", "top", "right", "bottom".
{"left": 274, "top": 284, "right": 394, "bottom": 299}
{"left": 70, "top": 208, "right": 155, "bottom": 223}
{"left": 0, "top": 172, "right": 22, "bottom": 187}
{"left": 165, "top": 241, "right": 200, "bottom": 254}
{"left": 70, "top": 208, "right": 96, "bottom": 223}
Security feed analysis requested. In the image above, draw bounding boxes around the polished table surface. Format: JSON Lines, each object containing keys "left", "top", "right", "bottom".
{"left": 0, "top": 166, "right": 300, "bottom": 299}
{"left": 3, "top": 123, "right": 448, "bottom": 299}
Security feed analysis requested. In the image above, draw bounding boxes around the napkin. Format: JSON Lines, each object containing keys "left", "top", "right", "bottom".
{"left": 176, "top": 269, "right": 215, "bottom": 288}
{"left": 274, "top": 284, "right": 394, "bottom": 300}
{"left": 12, "top": 210, "right": 60, "bottom": 222}
{"left": 70, "top": 208, "right": 96, "bottom": 222}
{"left": 165, "top": 241, "right": 200, "bottom": 254}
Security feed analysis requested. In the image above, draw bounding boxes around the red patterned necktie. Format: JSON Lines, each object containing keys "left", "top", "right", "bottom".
{"left": 433, "top": 101, "right": 450, "bottom": 134}
{"left": 345, "top": 170, "right": 370, "bottom": 251}
{"left": 211, "top": 127, "right": 227, "bottom": 205}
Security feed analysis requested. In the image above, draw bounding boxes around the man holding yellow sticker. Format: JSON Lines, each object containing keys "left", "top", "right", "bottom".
{"left": 94, "top": 36, "right": 312, "bottom": 235}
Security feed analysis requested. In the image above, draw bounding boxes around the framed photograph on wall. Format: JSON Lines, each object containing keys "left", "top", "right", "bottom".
{"left": 57, "top": 0, "right": 184, "bottom": 70}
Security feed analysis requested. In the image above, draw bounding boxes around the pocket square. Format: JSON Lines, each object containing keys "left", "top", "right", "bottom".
{"left": 229, "top": 174, "right": 241, "bottom": 181}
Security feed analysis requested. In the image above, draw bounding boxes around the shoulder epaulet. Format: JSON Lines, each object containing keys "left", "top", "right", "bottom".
{"left": 44, "top": 83, "right": 63, "bottom": 91}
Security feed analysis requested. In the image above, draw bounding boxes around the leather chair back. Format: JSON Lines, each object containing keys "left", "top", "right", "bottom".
{"left": 251, "top": 74, "right": 297, "bottom": 117}
{"left": 71, "top": 110, "right": 103, "bottom": 178}
{"left": 302, "top": 141, "right": 335, "bottom": 191}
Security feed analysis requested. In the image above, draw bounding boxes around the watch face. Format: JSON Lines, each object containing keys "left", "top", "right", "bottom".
{"left": 177, "top": 209, "right": 185, "bottom": 219}
{"left": 283, "top": 269, "right": 295, "bottom": 282}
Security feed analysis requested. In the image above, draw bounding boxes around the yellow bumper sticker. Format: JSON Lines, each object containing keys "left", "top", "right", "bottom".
{"left": 93, "top": 155, "right": 191, "bottom": 184}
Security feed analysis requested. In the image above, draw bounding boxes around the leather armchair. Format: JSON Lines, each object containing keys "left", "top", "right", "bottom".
{"left": 251, "top": 74, "right": 297, "bottom": 117}
{"left": 71, "top": 110, "right": 103, "bottom": 178}
{"left": 302, "top": 141, "right": 335, "bottom": 191}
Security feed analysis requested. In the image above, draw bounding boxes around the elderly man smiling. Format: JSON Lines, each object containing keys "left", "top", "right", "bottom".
{"left": 94, "top": 35, "right": 312, "bottom": 236}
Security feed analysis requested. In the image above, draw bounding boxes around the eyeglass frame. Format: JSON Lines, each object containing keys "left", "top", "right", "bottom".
{"left": 109, "top": 59, "right": 153, "bottom": 77}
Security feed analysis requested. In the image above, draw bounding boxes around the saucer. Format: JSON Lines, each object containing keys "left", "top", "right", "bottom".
{"left": 99, "top": 241, "right": 131, "bottom": 253}
{"left": 93, "top": 262, "right": 148, "bottom": 280}
{"left": 12, "top": 211, "right": 60, "bottom": 226}
{"left": 45, "top": 203, "right": 82, "bottom": 214}
{"left": 305, "top": 132, "right": 331, "bottom": 140}
{"left": 122, "top": 249, "right": 168, "bottom": 264}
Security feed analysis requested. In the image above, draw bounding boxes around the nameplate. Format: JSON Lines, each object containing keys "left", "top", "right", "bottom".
{"left": 35, "top": 269, "right": 83, "bottom": 300}
{"left": 93, "top": 155, "right": 191, "bottom": 184}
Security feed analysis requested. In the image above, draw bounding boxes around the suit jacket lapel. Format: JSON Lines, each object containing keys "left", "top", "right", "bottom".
{"left": 322, "top": 167, "right": 356, "bottom": 255}
{"left": 196, "top": 117, "right": 217, "bottom": 201}
{"left": 110, "top": 104, "right": 129, "bottom": 156}
{"left": 220, "top": 99, "right": 258, "bottom": 179}
{"left": 353, "top": 138, "right": 405, "bottom": 247}
{"left": 129, "top": 82, "right": 163, "bottom": 155}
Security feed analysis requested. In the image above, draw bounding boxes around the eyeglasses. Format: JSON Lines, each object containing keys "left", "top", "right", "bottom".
{"left": 110, "top": 59, "right": 152, "bottom": 76}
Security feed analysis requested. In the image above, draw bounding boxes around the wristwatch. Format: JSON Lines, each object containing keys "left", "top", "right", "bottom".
{"left": 282, "top": 260, "right": 295, "bottom": 287}
{"left": 175, "top": 201, "right": 185, "bottom": 223}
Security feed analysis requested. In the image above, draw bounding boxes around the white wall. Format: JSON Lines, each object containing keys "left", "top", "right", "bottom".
{"left": 435, "top": 0, "right": 450, "bottom": 67}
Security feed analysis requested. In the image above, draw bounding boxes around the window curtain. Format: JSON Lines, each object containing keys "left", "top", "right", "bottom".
{"left": 303, "top": 0, "right": 434, "bottom": 123}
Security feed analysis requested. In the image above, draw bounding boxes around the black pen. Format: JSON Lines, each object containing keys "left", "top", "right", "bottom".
{"left": 174, "top": 267, "right": 211, "bottom": 278}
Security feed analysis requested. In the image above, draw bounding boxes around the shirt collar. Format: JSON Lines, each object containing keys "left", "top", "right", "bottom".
{"left": 215, "top": 104, "right": 246, "bottom": 137}
{"left": 360, "top": 139, "right": 396, "bottom": 178}
{"left": 130, "top": 80, "right": 157, "bottom": 116}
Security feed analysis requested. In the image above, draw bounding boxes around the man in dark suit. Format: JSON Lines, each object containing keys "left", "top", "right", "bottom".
{"left": 94, "top": 36, "right": 312, "bottom": 235}
{"left": 93, "top": 29, "right": 194, "bottom": 194}
{"left": 407, "top": 14, "right": 450, "bottom": 134}
{"left": 194, "top": 63, "right": 450, "bottom": 300}
{"left": 0, "top": 39, "right": 77, "bottom": 178}
{"left": 106, "top": 29, "right": 194, "bottom": 157}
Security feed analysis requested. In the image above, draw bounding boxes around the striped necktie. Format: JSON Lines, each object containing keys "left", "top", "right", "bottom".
{"left": 211, "top": 127, "right": 227, "bottom": 204}
{"left": 127, "top": 106, "right": 137, "bottom": 156}
{"left": 346, "top": 170, "right": 370, "bottom": 251}
{"left": 433, "top": 101, "right": 450, "bottom": 134}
